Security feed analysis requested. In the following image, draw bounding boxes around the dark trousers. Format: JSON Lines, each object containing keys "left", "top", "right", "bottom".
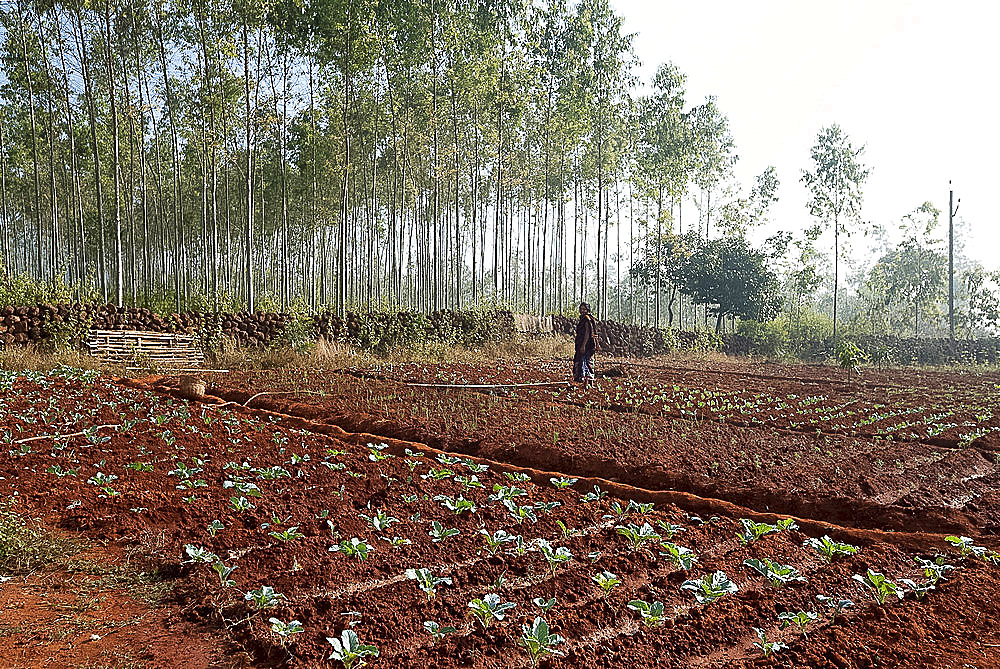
{"left": 573, "top": 353, "right": 594, "bottom": 382}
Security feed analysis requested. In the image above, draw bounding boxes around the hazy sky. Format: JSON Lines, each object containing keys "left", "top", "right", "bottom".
{"left": 611, "top": 0, "right": 998, "bottom": 270}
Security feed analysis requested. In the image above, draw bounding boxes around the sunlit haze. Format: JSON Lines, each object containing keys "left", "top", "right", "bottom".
{"left": 612, "top": 0, "right": 999, "bottom": 269}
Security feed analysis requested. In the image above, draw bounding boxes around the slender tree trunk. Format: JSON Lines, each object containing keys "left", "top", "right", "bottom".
{"left": 103, "top": 0, "right": 124, "bottom": 305}
{"left": 242, "top": 22, "right": 254, "bottom": 311}
{"left": 74, "top": 4, "right": 108, "bottom": 301}
{"left": 18, "top": 2, "right": 44, "bottom": 281}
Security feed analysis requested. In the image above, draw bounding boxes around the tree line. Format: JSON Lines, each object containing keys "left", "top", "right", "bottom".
{"left": 1, "top": 0, "right": 996, "bottom": 338}
{"left": 0, "top": 0, "right": 744, "bottom": 321}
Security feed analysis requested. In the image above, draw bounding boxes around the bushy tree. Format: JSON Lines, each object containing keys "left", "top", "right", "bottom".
{"left": 673, "top": 237, "right": 781, "bottom": 332}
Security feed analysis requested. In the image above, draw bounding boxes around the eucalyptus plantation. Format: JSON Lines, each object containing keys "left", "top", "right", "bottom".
{"left": 0, "top": 0, "right": 738, "bottom": 321}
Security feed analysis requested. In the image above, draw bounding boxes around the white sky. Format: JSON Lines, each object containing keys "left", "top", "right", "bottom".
{"left": 611, "top": 0, "right": 999, "bottom": 270}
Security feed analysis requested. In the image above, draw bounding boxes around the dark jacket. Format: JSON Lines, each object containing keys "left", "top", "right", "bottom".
{"left": 575, "top": 313, "right": 598, "bottom": 357}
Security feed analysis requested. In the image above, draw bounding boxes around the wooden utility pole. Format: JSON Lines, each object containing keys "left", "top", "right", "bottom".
{"left": 948, "top": 181, "right": 960, "bottom": 341}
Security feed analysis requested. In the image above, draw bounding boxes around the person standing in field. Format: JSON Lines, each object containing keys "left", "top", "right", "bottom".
{"left": 573, "top": 302, "right": 598, "bottom": 387}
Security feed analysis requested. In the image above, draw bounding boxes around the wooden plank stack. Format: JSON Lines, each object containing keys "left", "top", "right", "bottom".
{"left": 87, "top": 329, "right": 206, "bottom": 369}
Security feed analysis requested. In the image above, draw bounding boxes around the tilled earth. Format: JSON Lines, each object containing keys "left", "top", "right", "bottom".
{"left": 0, "top": 360, "right": 999, "bottom": 668}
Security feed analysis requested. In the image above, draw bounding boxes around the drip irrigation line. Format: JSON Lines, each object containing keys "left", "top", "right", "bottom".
{"left": 13, "top": 424, "right": 120, "bottom": 444}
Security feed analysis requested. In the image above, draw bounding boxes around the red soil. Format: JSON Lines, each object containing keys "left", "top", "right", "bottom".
{"left": 1, "top": 361, "right": 998, "bottom": 668}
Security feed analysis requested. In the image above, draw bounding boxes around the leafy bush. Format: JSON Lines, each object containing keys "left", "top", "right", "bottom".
{"left": 737, "top": 318, "right": 790, "bottom": 358}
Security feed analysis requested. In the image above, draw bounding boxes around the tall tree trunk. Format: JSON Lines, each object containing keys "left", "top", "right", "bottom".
{"left": 243, "top": 22, "right": 254, "bottom": 311}
{"left": 18, "top": 1, "right": 43, "bottom": 281}
{"left": 74, "top": 3, "right": 107, "bottom": 301}
{"left": 103, "top": 0, "right": 124, "bottom": 305}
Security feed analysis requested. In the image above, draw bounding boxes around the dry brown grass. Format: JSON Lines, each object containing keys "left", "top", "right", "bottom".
{"left": 0, "top": 345, "right": 120, "bottom": 373}
{"left": 0, "top": 333, "right": 575, "bottom": 375}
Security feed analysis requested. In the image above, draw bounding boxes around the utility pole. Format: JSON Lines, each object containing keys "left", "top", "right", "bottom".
{"left": 948, "top": 181, "right": 960, "bottom": 342}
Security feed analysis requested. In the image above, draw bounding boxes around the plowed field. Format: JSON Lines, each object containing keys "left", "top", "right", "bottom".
{"left": 2, "top": 358, "right": 999, "bottom": 668}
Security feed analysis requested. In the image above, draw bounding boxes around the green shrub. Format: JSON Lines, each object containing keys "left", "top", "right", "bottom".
{"left": 737, "top": 319, "right": 790, "bottom": 358}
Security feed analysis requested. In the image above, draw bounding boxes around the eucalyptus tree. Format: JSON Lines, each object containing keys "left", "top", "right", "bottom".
{"left": 637, "top": 62, "right": 689, "bottom": 325}
{"left": 688, "top": 96, "right": 734, "bottom": 239}
{"left": 801, "top": 124, "right": 869, "bottom": 340}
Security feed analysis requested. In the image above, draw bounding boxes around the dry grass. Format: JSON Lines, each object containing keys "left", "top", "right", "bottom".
{"left": 0, "top": 345, "right": 119, "bottom": 373}
{"left": 208, "top": 334, "right": 574, "bottom": 371}
{"left": 209, "top": 337, "right": 377, "bottom": 371}
{"left": 0, "top": 502, "right": 82, "bottom": 574}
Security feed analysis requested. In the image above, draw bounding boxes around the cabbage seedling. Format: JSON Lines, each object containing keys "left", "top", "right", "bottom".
{"left": 852, "top": 569, "right": 903, "bottom": 605}
{"left": 504, "top": 471, "right": 531, "bottom": 482}
{"left": 468, "top": 593, "right": 516, "bottom": 629}
{"left": 592, "top": 571, "right": 620, "bottom": 595}
{"left": 462, "top": 460, "right": 489, "bottom": 473}
{"left": 537, "top": 540, "right": 572, "bottom": 577}
{"left": 490, "top": 484, "right": 527, "bottom": 502}
{"left": 229, "top": 496, "right": 255, "bottom": 513}
{"left": 454, "top": 475, "right": 483, "bottom": 489}
{"left": 901, "top": 578, "right": 935, "bottom": 600}
{"left": 681, "top": 571, "right": 738, "bottom": 604}
{"left": 269, "top": 618, "right": 304, "bottom": 642}
{"left": 210, "top": 561, "right": 237, "bottom": 587}
{"left": 368, "top": 448, "right": 391, "bottom": 462}
{"left": 737, "top": 519, "right": 778, "bottom": 544}
{"left": 421, "top": 468, "right": 455, "bottom": 481}
{"left": 255, "top": 465, "right": 291, "bottom": 480}
{"left": 816, "top": 595, "right": 854, "bottom": 622}
{"left": 423, "top": 621, "right": 457, "bottom": 642}
{"left": 580, "top": 486, "right": 607, "bottom": 503}
{"left": 521, "top": 616, "right": 565, "bottom": 666}
{"left": 429, "top": 521, "right": 460, "bottom": 542}
{"left": 405, "top": 568, "right": 453, "bottom": 600}
{"left": 744, "top": 558, "right": 806, "bottom": 588}
{"left": 207, "top": 520, "right": 224, "bottom": 537}
{"left": 945, "top": 535, "right": 991, "bottom": 561}
{"left": 330, "top": 538, "right": 373, "bottom": 560}
{"left": 659, "top": 542, "right": 696, "bottom": 570}
{"left": 223, "top": 480, "right": 262, "bottom": 497}
{"left": 245, "top": 586, "right": 285, "bottom": 609}
{"left": 504, "top": 500, "right": 538, "bottom": 524}
{"left": 435, "top": 495, "right": 477, "bottom": 515}
{"left": 752, "top": 627, "right": 787, "bottom": 657}
{"left": 616, "top": 523, "right": 661, "bottom": 552}
{"left": 778, "top": 610, "right": 818, "bottom": 638}
{"left": 633, "top": 501, "right": 654, "bottom": 515}
{"left": 550, "top": 477, "right": 577, "bottom": 489}
{"left": 361, "top": 509, "right": 400, "bottom": 531}
{"left": 480, "top": 529, "right": 517, "bottom": 555}
{"left": 915, "top": 556, "right": 954, "bottom": 584}
{"left": 626, "top": 599, "right": 665, "bottom": 626}
{"left": 556, "top": 520, "right": 580, "bottom": 538}
{"left": 532, "top": 597, "right": 557, "bottom": 612}
{"left": 656, "top": 520, "right": 687, "bottom": 539}
{"left": 327, "top": 629, "right": 378, "bottom": 668}
{"left": 184, "top": 545, "right": 219, "bottom": 564}
{"left": 268, "top": 526, "right": 304, "bottom": 542}
{"left": 608, "top": 501, "right": 633, "bottom": 522}
{"left": 803, "top": 535, "right": 859, "bottom": 562}
{"left": 533, "top": 501, "right": 561, "bottom": 514}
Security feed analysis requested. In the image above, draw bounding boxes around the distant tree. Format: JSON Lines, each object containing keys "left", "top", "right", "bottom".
{"left": 801, "top": 124, "right": 870, "bottom": 340}
{"left": 673, "top": 236, "right": 780, "bottom": 332}
{"left": 876, "top": 239, "right": 946, "bottom": 336}
{"left": 964, "top": 267, "right": 1000, "bottom": 335}
{"left": 717, "top": 166, "right": 779, "bottom": 238}
{"left": 629, "top": 229, "right": 697, "bottom": 326}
